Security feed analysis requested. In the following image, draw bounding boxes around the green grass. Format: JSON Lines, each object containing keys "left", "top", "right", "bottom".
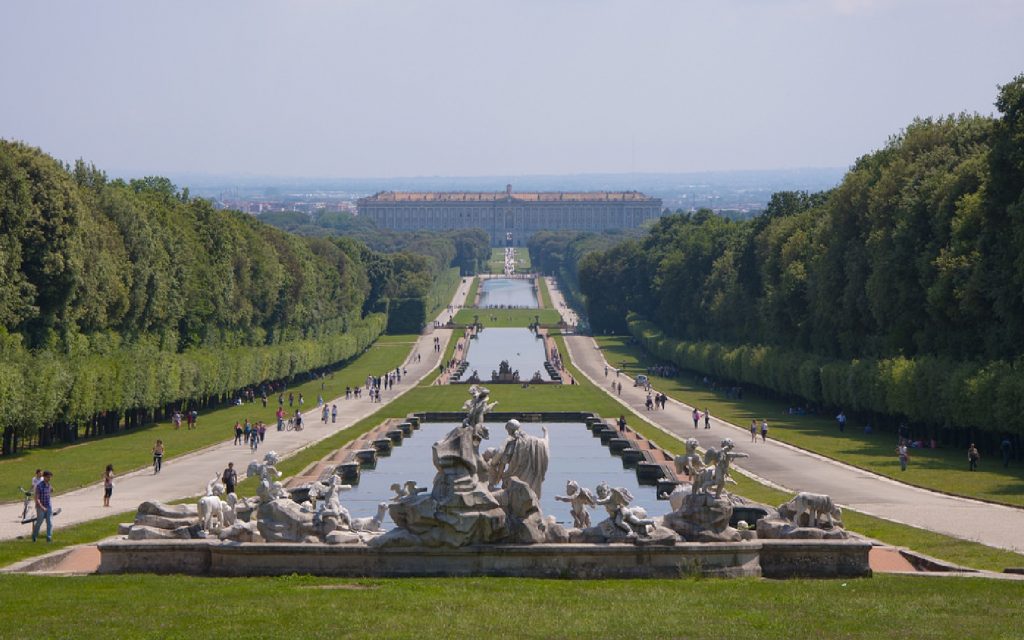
{"left": 464, "top": 275, "right": 480, "bottom": 307}
{"left": 594, "top": 336, "right": 1024, "bottom": 508}
{"left": 486, "top": 247, "right": 531, "bottom": 273}
{"left": 0, "top": 337, "right": 418, "bottom": 500}
{"left": 0, "top": 573, "right": 1021, "bottom": 638}
{"left": 454, "top": 308, "right": 561, "bottom": 327}
{"left": 537, "top": 274, "right": 552, "bottom": 308}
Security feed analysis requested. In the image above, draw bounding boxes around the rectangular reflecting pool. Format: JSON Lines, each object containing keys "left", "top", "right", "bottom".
{"left": 464, "top": 328, "right": 549, "bottom": 381}
{"left": 478, "top": 277, "right": 538, "bottom": 308}
{"left": 340, "top": 422, "right": 664, "bottom": 527}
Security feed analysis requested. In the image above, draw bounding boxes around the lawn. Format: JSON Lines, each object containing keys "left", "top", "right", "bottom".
{"left": 486, "top": 247, "right": 531, "bottom": 273}
{"left": 0, "top": 573, "right": 1021, "bottom": 638}
{"left": 537, "top": 274, "right": 552, "bottom": 308}
{"left": 595, "top": 336, "right": 1024, "bottom": 508}
{"left": 0, "top": 337, "right": 418, "bottom": 500}
{"left": 454, "top": 307, "right": 562, "bottom": 327}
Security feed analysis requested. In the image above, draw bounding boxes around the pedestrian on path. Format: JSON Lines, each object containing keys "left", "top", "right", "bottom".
{"left": 617, "top": 415, "right": 627, "bottom": 433}
{"left": 321, "top": 404, "right": 329, "bottom": 423}
{"left": 152, "top": 440, "right": 164, "bottom": 473}
{"left": 222, "top": 462, "right": 237, "bottom": 495}
{"left": 102, "top": 464, "right": 114, "bottom": 507}
{"left": 704, "top": 409, "right": 711, "bottom": 429}
{"left": 692, "top": 408, "right": 700, "bottom": 429}
{"left": 750, "top": 420, "right": 758, "bottom": 443}
{"left": 897, "top": 442, "right": 909, "bottom": 471}
{"left": 331, "top": 404, "right": 337, "bottom": 423}
{"left": 968, "top": 444, "right": 980, "bottom": 471}
{"left": 617, "top": 382, "right": 622, "bottom": 396}
{"left": 32, "top": 470, "right": 54, "bottom": 543}
{"left": 760, "top": 419, "right": 768, "bottom": 443}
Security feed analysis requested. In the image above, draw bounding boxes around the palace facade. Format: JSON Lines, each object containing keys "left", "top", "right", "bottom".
{"left": 357, "top": 185, "right": 663, "bottom": 246}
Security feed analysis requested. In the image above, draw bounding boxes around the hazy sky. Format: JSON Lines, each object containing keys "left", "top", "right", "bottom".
{"left": 1, "top": 0, "right": 1021, "bottom": 178}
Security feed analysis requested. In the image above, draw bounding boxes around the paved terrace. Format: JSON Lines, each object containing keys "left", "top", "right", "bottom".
{"left": 545, "top": 278, "right": 1024, "bottom": 555}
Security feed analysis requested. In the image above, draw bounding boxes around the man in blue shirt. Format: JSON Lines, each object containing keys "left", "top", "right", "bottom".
{"left": 32, "top": 470, "right": 54, "bottom": 543}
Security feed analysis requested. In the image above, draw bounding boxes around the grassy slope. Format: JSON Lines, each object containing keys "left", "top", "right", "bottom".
{"left": 0, "top": 573, "right": 1020, "bottom": 639}
{"left": 595, "top": 336, "right": 1024, "bottom": 508}
{"left": 0, "top": 338, "right": 417, "bottom": 500}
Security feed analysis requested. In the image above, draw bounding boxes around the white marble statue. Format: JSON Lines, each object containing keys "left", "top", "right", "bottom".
{"left": 782, "top": 492, "right": 842, "bottom": 529}
{"left": 247, "top": 451, "right": 282, "bottom": 480}
{"left": 389, "top": 481, "right": 427, "bottom": 501}
{"left": 693, "top": 438, "right": 748, "bottom": 498}
{"left": 554, "top": 480, "right": 596, "bottom": 528}
{"left": 197, "top": 492, "right": 238, "bottom": 532}
{"left": 673, "top": 438, "right": 705, "bottom": 481}
{"left": 595, "top": 481, "right": 652, "bottom": 536}
{"left": 350, "top": 502, "right": 389, "bottom": 532}
{"left": 490, "top": 419, "right": 550, "bottom": 498}
{"left": 311, "top": 475, "right": 352, "bottom": 526}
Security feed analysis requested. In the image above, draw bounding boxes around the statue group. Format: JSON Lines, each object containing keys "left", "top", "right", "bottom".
{"left": 120, "top": 386, "right": 848, "bottom": 547}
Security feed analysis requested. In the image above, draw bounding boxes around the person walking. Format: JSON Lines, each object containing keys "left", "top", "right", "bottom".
{"left": 102, "top": 464, "right": 114, "bottom": 507}
{"left": 331, "top": 404, "right": 337, "bottom": 423}
{"left": 617, "top": 415, "right": 627, "bottom": 433}
{"left": 233, "top": 421, "right": 243, "bottom": 445}
{"left": 258, "top": 421, "right": 266, "bottom": 443}
{"left": 897, "top": 442, "right": 909, "bottom": 471}
{"left": 222, "top": 462, "right": 238, "bottom": 495}
{"left": 750, "top": 420, "right": 758, "bottom": 443}
{"left": 704, "top": 409, "right": 711, "bottom": 429}
{"left": 836, "top": 411, "right": 847, "bottom": 433}
{"left": 760, "top": 419, "right": 769, "bottom": 443}
{"left": 243, "top": 420, "right": 252, "bottom": 444}
{"left": 968, "top": 444, "right": 980, "bottom": 472}
{"left": 692, "top": 408, "right": 700, "bottom": 429}
{"left": 152, "top": 440, "right": 164, "bottom": 473}
{"left": 32, "top": 470, "right": 54, "bottom": 543}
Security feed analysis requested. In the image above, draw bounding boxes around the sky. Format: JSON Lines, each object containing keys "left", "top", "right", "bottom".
{"left": 1, "top": 0, "right": 1022, "bottom": 179}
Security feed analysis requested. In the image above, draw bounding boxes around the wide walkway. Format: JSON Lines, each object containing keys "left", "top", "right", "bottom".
{"left": 0, "top": 278, "right": 475, "bottom": 540}
{"left": 546, "top": 278, "right": 1024, "bottom": 555}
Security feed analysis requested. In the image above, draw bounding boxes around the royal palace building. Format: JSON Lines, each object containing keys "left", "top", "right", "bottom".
{"left": 357, "top": 185, "right": 663, "bottom": 246}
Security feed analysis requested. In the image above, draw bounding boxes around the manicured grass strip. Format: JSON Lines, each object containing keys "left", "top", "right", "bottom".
{"left": 486, "top": 247, "right": 532, "bottom": 273}
{"left": 0, "top": 337, "right": 418, "bottom": 500}
{"left": 454, "top": 308, "right": 561, "bottom": 327}
{"left": 0, "top": 573, "right": 1022, "bottom": 637}
{"left": 537, "top": 275, "right": 552, "bottom": 309}
{"left": 465, "top": 275, "right": 480, "bottom": 306}
{"left": 594, "top": 336, "right": 1024, "bottom": 508}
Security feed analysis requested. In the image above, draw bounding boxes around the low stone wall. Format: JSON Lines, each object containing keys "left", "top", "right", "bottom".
{"left": 98, "top": 539, "right": 870, "bottom": 579}
{"left": 759, "top": 539, "right": 872, "bottom": 579}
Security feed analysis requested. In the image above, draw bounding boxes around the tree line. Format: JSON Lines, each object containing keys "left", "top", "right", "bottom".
{"left": 573, "top": 76, "right": 1024, "bottom": 442}
{"left": 0, "top": 142, "right": 462, "bottom": 454}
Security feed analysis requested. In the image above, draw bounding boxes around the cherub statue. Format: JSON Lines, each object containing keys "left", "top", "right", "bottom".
{"left": 554, "top": 480, "right": 596, "bottom": 528}
{"left": 673, "top": 438, "right": 704, "bottom": 481}
{"left": 693, "top": 438, "right": 749, "bottom": 498}
{"left": 595, "top": 481, "right": 652, "bottom": 536}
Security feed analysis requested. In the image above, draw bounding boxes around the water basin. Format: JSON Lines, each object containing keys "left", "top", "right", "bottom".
{"left": 464, "top": 328, "right": 548, "bottom": 381}
{"left": 339, "top": 422, "right": 664, "bottom": 527}
{"left": 478, "top": 278, "right": 538, "bottom": 308}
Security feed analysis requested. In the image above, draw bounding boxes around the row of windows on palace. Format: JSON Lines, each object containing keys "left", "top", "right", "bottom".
{"left": 361, "top": 206, "right": 660, "bottom": 228}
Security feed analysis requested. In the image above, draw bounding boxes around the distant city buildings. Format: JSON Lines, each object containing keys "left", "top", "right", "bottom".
{"left": 357, "top": 184, "right": 663, "bottom": 246}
